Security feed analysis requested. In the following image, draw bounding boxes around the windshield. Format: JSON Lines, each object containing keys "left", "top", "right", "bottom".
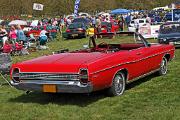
{"left": 139, "top": 20, "right": 145, "bottom": 23}
{"left": 87, "top": 33, "right": 147, "bottom": 52}
{"left": 100, "top": 33, "right": 145, "bottom": 44}
{"left": 101, "top": 22, "right": 111, "bottom": 27}
{"left": 73, "top": 18, "right": 89, "bottom": 24}
{"left": 68, "top": 23, "right": 84, "bottom": 29}
{"left": 159, "top": 23, "right": 180, "bottom": 34}
{"left": 67, "top": 32, "right": 152, "bottom": 54}
{"left": 32, "top": 27, "right": 39, "bottom": 30}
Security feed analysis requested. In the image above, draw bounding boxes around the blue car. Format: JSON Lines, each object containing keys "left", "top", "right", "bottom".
{"left": 63, "top": 22, "right": 87, "bottom": 39}
{"left": 158, "top": 22, "right": 180, "bottom": 46}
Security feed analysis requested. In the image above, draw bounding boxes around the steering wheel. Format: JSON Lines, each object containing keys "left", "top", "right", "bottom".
{"left": 97, "top": 42, "right": 109, "bottom": 49}
{"left": 95, "top": 42, "right": 110, "bottom": 53}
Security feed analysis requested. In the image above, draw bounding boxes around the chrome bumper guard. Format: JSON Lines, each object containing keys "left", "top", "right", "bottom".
{"left": 10, "top": 80, "right": 93, "bottom": 93}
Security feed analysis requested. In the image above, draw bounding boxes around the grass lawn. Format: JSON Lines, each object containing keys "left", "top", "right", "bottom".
{"left": 0, "top": 34, "right": 180, "bottom": 120}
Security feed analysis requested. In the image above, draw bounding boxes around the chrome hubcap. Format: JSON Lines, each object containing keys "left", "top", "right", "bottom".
{"left": 161, "top": 58, "right": 167, "bottom": 74}
{"left": 114, "top": 74, "right": 124, "bottom": 94}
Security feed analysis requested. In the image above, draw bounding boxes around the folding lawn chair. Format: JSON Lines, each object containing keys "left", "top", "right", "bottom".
{"left": 0, "top": 53, "right": 12, "bottom": 86}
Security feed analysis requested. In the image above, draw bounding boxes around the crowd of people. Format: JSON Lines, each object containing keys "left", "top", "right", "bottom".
{"left": 0, "top": 25, "right": 26, "bottom": 46}
{"left": 0, "top": 7, "right": 173, "bottom": 55}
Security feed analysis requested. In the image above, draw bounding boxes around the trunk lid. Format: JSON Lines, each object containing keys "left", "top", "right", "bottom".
{"left": 15, "top": 53, "right": 107, "bottom": 73}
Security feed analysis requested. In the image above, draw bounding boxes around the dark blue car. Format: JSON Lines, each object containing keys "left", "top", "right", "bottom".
{"left": 63, "top": 22, "right": 87, "bottom": 39}
{"left": 158, "top": 22, "right": 180, "bottom": 46}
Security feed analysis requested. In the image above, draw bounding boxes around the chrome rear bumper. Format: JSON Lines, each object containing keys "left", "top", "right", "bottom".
{"left": 10, "top": 80, "right": 93, "bottom": 93}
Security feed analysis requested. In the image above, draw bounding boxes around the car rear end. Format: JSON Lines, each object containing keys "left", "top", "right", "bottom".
{"left": 11, "top": 68, "right": 93, "bottom": 93}
{"left": 10, "top": 53, "right": 108, "bottom": 93}
{"left": 65, "top": 23, "right": 86, "bottom": 38}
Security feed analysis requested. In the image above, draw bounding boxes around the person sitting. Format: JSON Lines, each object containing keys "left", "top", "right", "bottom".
{"left": 39, "top": 35, "right": 48, "bottom": 46}
{"left": 37, "top": 30, "right": 48, "bottom": 50}
{"left": 3, "top": 41, "right": 12, "bottom": 53}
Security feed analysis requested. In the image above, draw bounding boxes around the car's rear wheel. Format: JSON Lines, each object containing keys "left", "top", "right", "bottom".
{"left": 107, "top": 72, "right": 126, "bottom": 96}
{"left": 158, "top": 57, "right": 168, "bottom": 75}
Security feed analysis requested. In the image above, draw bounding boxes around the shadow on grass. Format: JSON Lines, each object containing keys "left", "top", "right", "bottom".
{"left": 9, "top": 73, "right": 157, "bottom": 106}
{"left": 9, "top": 90, "right": 106, "bottom": 107}
{"left": 64, "top": 37, "right": 86, "bottom": 40}
{"left": 126, "top": 73, "right": 157, "bottom": 90}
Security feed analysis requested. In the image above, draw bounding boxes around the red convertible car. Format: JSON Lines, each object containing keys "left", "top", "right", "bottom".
{"left": 26, "top": 26, "right": 57, "bottom": 37}
{"left": 95, "top": 21, "right": 119, "bottom": 38}
{"left": 100, "top": 21, "right": 119, "bottom": 33}
{"left": 10, "top": 32, "right": 175, "bottom": 96}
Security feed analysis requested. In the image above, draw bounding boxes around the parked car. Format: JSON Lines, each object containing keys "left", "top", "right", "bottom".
{"left": 128, "top": 18, "right": 149, "bottom": 32}
{"left": 100, "top": 21, "right": 119, "bottom": 33}
{"left": 78, "top": 12, "right": 90, "bottom": 18}
{"left": 26, "top": 26, "right": 58, "bottom": 38}
{"left": 10, "top": 32, "right": 175, "bottom": 96}
{"left": 158, "top": 22, "right": 180, "bottom": 46}
{"left": 63, "top": 22, "right": 87, "bottom": 39}
{"left": 162, "top": 13, "right": 172, "bottom": 22}
{"left": 94, "top": 21, "right": 119, "bottom": 38}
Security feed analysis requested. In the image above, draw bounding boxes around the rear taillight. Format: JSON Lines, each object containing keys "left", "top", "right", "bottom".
{"left": 66, "top": 29, "right": 70, "bottom": 32}
{"left": 79, "top": 69, "right": 88, "bottom": 85}
{"left": 12, "top": 68, "right": 20, "bottom": 82}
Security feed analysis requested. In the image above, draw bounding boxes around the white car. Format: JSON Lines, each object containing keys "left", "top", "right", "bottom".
{"left": 65, "top": 14, "right": 75, "bottom": 20}
{"left": 79, "top": 12, "right": 90, "bottom": 17}
{"left": 128, "top": 18, "right": 149, "bottom": 32}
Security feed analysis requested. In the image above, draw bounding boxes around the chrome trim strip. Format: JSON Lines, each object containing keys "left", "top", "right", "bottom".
{"left": 11, "top": 80, "right": 90, "bottom": 88}
{"left": 19, "top": 73, "right": 79, "bottom": 81}
{"left": 126, "top": 68, "right": 160, "bottom": 84}
{"left": 20, "top": 78, "right": 79, "bottom": 81}
{"left": 90, "top": 49, "right": 174, "bottom": 75}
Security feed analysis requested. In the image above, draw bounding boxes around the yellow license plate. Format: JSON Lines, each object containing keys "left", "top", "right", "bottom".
{"left": 43, "top": 84, "right": 57, "bottom": 93}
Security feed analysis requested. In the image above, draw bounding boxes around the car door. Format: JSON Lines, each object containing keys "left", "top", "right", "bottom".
{"left": 127, "top": 33, "right": 158, "bottom": 80}
{"left": 145, "top": 45, "right": 163, "bottom": 71}
{"left": 127, "top": 47, "right": 152, "bottom": 80}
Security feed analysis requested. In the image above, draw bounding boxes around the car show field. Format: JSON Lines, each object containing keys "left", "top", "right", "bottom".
{"left": 0, "top": 35, "right": 180, "bottom": 120}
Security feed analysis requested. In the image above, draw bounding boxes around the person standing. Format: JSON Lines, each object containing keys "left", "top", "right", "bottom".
{"left": 0, "top": 25, "right": 8, "bottom": 45}
{"left": 91, "top": 16, "right": 96, "bottom": 27}
{"left": 96, "top": 16, "right": 102, "bottom": 34}
{"left": 125, "top": 14, "right": 131, "bottom": 27}
{"left": 59, "top": 16, "right": 65, "bottom": 35}
{"left": 146, "top": 15, "right": 151, "bottom": 24}
{"left": 9, "top": 26, "right": 17, "bottom": 44}
{"left": 134, "top": 20, "right": 139, "bottom": 32}
{"left": 16, "top": 25, "right": 26, "bottom": 45}
{"left": 118, "top": 15, "right": 124, "bottom": 31}
{"left": 66, "top": 18, "right": 72, "bottom": 27}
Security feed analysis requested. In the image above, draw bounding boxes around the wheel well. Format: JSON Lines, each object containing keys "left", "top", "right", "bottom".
{"left": 164, "top": 54, "right": 170, "bottom": 62}
{"left": 118, "top": 69, "right": 128, "bottom": 81}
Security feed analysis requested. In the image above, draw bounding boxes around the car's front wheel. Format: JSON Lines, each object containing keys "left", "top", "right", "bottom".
{"left": 158, "top": 57, "right": 168, "bottom": 75}
{"left": 107, "top": 72, "right": 126, "bottom": 96}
